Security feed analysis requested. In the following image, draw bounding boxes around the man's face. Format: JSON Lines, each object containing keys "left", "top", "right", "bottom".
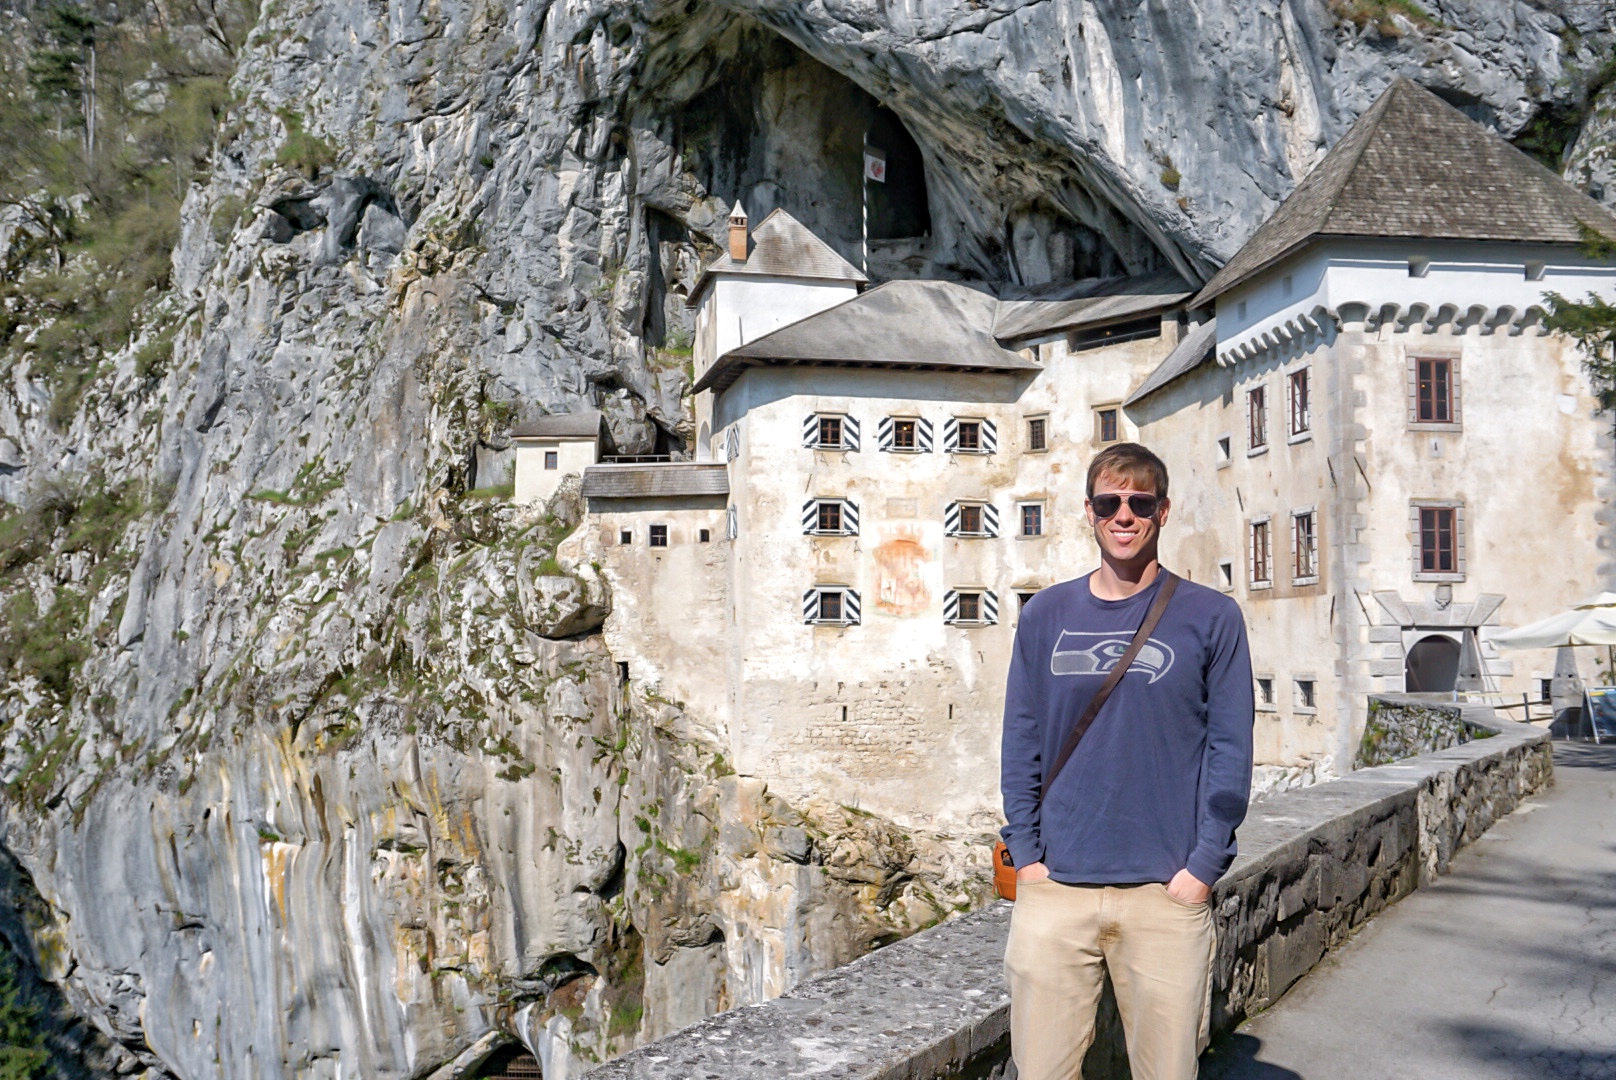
{"left": 1085, "top": 471, "right": 1170, "bottom": 565}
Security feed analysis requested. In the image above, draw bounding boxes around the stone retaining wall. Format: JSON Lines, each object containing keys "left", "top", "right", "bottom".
{"left": 588, "top": 714, "right": 1551, "bottom": 1080}
{"left": 1354, "top": 693, "right": 1480, "bottom": 768}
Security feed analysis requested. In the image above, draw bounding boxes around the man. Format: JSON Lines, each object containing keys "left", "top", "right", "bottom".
{"left": 1001, "top": 442, "right": 1254, "bottom": 1080}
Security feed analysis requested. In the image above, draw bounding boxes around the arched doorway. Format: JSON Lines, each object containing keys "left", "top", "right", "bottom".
{"left": 1405, "top": 635, "right": 1461, "bottom": 693}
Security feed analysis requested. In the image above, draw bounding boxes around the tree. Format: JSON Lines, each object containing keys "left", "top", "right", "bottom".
{"left": 1544, "top": 227, "right": 1616, "bottom": 426}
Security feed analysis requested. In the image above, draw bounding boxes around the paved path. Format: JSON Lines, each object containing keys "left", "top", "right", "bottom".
{"left": 1200, "top": 741, "right": 1616, "bottom": 1080}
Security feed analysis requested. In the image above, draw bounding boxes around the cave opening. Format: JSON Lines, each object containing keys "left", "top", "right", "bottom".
{"left": 665, "top": 26, "right": 932, "bottom": 271}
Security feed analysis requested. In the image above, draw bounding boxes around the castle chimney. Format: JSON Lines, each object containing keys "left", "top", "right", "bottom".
{"left": 728, "top": 201, "right": 748, "bottom": 263}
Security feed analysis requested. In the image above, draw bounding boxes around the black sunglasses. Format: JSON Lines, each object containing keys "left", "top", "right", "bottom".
{"left": 1090, "top": 492, "right": 1162, "bottom": 519}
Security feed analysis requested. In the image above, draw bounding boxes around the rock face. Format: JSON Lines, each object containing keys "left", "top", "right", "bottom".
{"left": 0, "top": 1, "right": 1611, "bottom": 1077}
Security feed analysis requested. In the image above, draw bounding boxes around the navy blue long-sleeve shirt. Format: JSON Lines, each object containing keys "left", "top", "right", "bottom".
{"left": 1000, "top": 571, "right": 1255, "bottom": 886}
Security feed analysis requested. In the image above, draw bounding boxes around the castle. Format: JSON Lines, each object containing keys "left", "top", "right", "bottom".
{"left": 535, "top": 80, "right": 1616, "bottom": 831}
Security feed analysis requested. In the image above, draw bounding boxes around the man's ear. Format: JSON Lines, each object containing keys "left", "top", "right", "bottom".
{"left": 1157, "top": 497, "right": 1172, "bottom": 527}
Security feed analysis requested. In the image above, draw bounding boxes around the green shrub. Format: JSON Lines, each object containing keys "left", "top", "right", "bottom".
{"left": 274, "top": 108, "right": 337, "bottom": 178}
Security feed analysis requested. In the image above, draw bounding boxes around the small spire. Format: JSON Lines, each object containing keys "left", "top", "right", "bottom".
{"left": 728, "top": 201, "right": 749, "bottom": 263}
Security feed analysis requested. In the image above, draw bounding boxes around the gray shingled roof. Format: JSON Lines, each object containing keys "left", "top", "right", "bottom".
{"left": 993, "top": 271, "right": 1192, "bottom": 344}
{"left": 1124, "top": 318, "right": 1217, "bottom": 406}
{"left": 689, "top": 208, "right": 867, "bottom": 303}
{"left": 512, "top": 409, "right": 603, "bottom": 439}
{"left": 1194, "top": 78, "right": 1616, "bottom": 307}
{"left": 580, "top": 463, "right": 729, "bottom": 499}
{"left": 692, "top": 279, "right": 1041, "bottom": 394}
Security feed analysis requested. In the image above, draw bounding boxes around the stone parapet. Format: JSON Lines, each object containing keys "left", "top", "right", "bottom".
{"left": 591, "top": 714, "right": 1550, "bottom": 1079}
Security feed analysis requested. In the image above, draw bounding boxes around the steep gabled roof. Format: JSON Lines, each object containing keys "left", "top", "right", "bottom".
{"left": 1124, "top": 319, "right": 1217, "bottom": 406}
{"left": 993, "top": 271, "right": 1192, "bottom": 344}
{"left": 691, "top": 279, "right": 1040, "bottom": 394}
{"left": 689, "top": 208, "right": 867, "bottom": 303}
{"left": 1194, "top": 78, "right": 1616, "bottom": 307}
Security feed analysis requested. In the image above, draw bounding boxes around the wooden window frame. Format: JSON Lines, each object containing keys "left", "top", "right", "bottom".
{"left": 1287, "top": 367, "right": 1310, "bottom": 440}
{"left": 1019, "top": 502, "right": 1044, "bottom": 538}
{"left": 1412, "top": 500, "right": 1465, "bottom": 581}
{"left": 1249, "top": 516, "right": 1272, "bottom": 588}
{"left": 1094, "top": 405, "right": 1120, "bottom": 445}
{"left": 893, "top": 418, "right": 917, "bottom": 451}
{"left": 955, "top": 420, "right": 982, "bottom": 452}
{"left": 544, "top": 450, "right": 559, "bottom": 470}
{"left": 1291, "top": 508, "right": 1318, "bottom": 584}
{"left": 1408, "top": 352, "right": 1462, "bottom": 431}
{"left": 1247, "top": 385, "right": 1268, "bottom": 453}
{"left": 649, "top": 524, "right": 669, "bottom": 548}
{"left": 817, "top": 415, "right": 845, "bottom": 449}
{"left": 817, "top": 502, "right": 843, "bottom": 534}
{"left": 957, "top": 503, "right": 984, "bottom": 536}
{"left": 1026, "top": 416, "right": 1048, "bottom": 453}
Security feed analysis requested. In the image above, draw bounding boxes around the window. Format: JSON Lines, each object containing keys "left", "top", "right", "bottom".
{"left": 944, "top": 417, "right": 997, "bottom": 454}
{"left": 1249, "top": 518, "right": 1272, "bottom": 587}
{"left": 1020, "top": 503, "right": 1044, "bottom": 537}
{"left": 1070, "top": 315, "right": 1160, "bottom": 351}
{"left": 1409, "top": 257, "right": 1430, "bottom": 278}
{"left": 1255, "top": 676, "right": 1275, "bottom": 710}
{"left": 803, "top": 498, "right": 859, "bottom": 536}
{"left": 803, "top": 587, "right": 861, "bottom": 625}
{"left": 1288, "top": 368, "right": 1310, "bottom": 437}
{"left": 649, "top": 524, "right": 668, "bottom": 547}
{"left": 803, "top": 413, "right": 860, "bottom": 450}
{"left": 544, "top": 450, "right": 559, "bottom": 470}
{"left": 1525, "top": 261, "right": 1546, "bottom": 281}
{"left": 699, "top": 528, "right": 710, "bottom": 543}
{"left": 1247, "top": 386, "right": 1267, "bottom": 451}
{"left": 619, "top": 529, "right": 632, "bottom": 545}
{"left": 879, "top": 416, "right": 931, "bottom": 452}
{"left": 1216, "top": 435, "right": 1231, "bottom": 467}
{"left": 1295, "top": 679, "right": 1316, "bottom": 711}
{"left": 1095, "top": 407, "right": 1120, "bottom": 444}
{"left": 1539, "top": 678, "right": 1553, "bottom": 704}
{"left": 944, "top": 589, "right": 999, "bottom": 626}
{"left": 1413, "top": 357, "right": 1457, "bottom": 425}
{"left": 1414, "top": 502, "right": 1464, "bottom": 580}
{"left": 1218, "top": 559, "right": 1233, "bottom": 591}
{"left": 1017, "top": 590, "right": 1040, "bottom": 611}
{"left": 1292, "top": 510, "right": 1317, "bottom": 581}
{"left": 945, "top": 501, "right": 997, "bottom": 538}
{"left": 1027, "top": 417, "right": 1047, "bottom": 452}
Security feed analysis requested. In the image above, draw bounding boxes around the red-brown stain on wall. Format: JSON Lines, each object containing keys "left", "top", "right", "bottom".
{"left": 873, "top": 526, "right": 933, "bottom": 615}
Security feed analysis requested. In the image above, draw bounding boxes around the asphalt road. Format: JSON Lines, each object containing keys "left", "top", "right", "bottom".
{"left": 1200, "top": 741, "right": 1616, "bottom": 1080}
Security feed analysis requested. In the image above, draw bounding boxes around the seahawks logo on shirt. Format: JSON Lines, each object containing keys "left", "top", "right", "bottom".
{"left": 1050, "top": 632, "right": 1176, "bottom": 682}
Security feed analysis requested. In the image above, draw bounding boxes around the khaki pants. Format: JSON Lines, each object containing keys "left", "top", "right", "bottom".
{"left": 1003, "top": 880, "right": 1215, "bottom": 1080}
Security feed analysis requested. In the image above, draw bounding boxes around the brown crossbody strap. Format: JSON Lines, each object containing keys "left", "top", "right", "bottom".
{"left": 1038, "top": 571, "right": 1179, "bottom": 806}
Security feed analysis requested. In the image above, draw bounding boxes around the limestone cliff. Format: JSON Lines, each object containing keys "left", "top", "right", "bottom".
{"left": 0, "top": 1, "right": 1611, "bottom": 1076}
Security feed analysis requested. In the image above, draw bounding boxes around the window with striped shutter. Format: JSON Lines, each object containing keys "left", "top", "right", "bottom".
{"left": 803, "top": 587, "right": 861, "bottom": 625}
{"left": 944, "top": 501, "right": 999, "bottom": 537}
{"left": 725, "top": 505, "right": 738, "bottom": 540}
{"left": 804, "top": 413, "right": 859, "bottom": 450}
{"left": 724, "top": 427, "right": 740, "bottom": 461}
{"left": 943, "top": 589, "right": 998, "bottom": 625}
{"left": 878, "top": 416, "right": 933, "bottom": 452}
{"left": 802, "top": 498, "right": 860, "bottom": 535}
{"left": 943, "top": 417, "right": 996, "bottom": 454}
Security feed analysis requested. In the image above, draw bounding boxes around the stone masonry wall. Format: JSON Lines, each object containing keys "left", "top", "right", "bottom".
{"left": 1354, "top": 694, "right": 1479, "bottom": 769}
{"left": 580, "top": 712, "right": 1550, "bottom": 1080}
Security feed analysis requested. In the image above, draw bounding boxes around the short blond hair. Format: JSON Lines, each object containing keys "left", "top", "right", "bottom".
{"left": 1086, "top": 442, "right": 1169, "bottom": 500}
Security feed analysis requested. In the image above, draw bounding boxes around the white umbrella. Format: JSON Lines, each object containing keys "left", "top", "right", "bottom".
{"left": 1490, "top": 593, "right": 1616, "bottom": 649}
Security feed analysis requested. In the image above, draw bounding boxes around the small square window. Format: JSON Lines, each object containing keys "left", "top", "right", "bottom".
{"left": 619, "top": 529, "right": 632, "bottom": 545}
{"left": 1017, "top": 590, "right": 1039, "bottom": 610}
{"left": 1218, "top": 559, "right": 1233, "bottom": 591}
{"left": 817, "top": 502, "right": 844, "bottom": 533}
{"left": 1217, "top": 435, "right": 1231, "bottom": 466}
{"left": 1095, "top": 407, "right": 1119, "bottom": 444}
{"left": 958, "top": 504, "right": 983, "bottom": 535}
{"left": 649, "top": 524, "right": 668, "bottom": 547}
{"left": 1525, "top": 261, "right": 1546, "bottom": 281}
{"left": 956, "top": 420, "right": 982, "bottom": 451}
{"left": 893, "top": 419, "right": 917, "bottom": 450}
{"left": 956, "top": 592, "right": 981, "bottom": 622}
{"left": 1296, "top": 679, "right": 1316, "bottom": 710}
{"left": 1027, "top": 417, "right": 1047, "bottom": 452}
{"left": 818, "top": 416, "right": 844, "bottom": 448}
{"left": 820, "top": 590, "right": 843, "bottom": 622}
{"left": 1256, "top": 676, "right": 1275, "bottom": 709}
{"left": 544, "top": 450, "right": 559, "bottom": 470}
{"left": 1020, "top": 503, "right": 1043, "bottom": 537}
{"left": 1409, "top": 257, "right": 1430, "bottom": 278}
{"left": 699, "top": 528, "right": 711, "bottom": 543}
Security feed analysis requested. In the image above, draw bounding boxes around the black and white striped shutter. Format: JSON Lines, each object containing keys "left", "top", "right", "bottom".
{"left": 802, "top": 414, "right": 819, "bottom": 448}
{"left": 802, "top": 588, "right": 820, "bottom": 623}
{"left": 877, "top": 416, "right": 894, "bottom": 452}
{"left": 844, "top": 589, "right": 861, "bottom": 624}
{"left": 726, "top": 505, "right": 738, "bottom": 540}
{"left": 916, "top": 419, "right": 934, "bottom": 452}
{"left": 843, "top": 415, "right": 860, "bottom": 451}
{"left": 983, "top": 503, "right": 1000, "bottom": 537}
{"left": 725, "top": 427, "right": 740, "bottom": 462}
{"left": 982, "top": 590, "right": 999, "bottom": 624}
{"left": 843, "top": 499, "right": 859, "bottom": 535}
{"left": 942, "top": 590, "right": 960, "bottom": 623}
{"left": 944, "top": 501, "right": 961, "bottom": 536}
{"left": 942, "top": 417, "right": 959, "bottom": 453}
{"left": 981, "top": 419, "right": 998, "bottom": 453}
{"left": 801, "top": 499, "right": 818, "bottom": 534}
